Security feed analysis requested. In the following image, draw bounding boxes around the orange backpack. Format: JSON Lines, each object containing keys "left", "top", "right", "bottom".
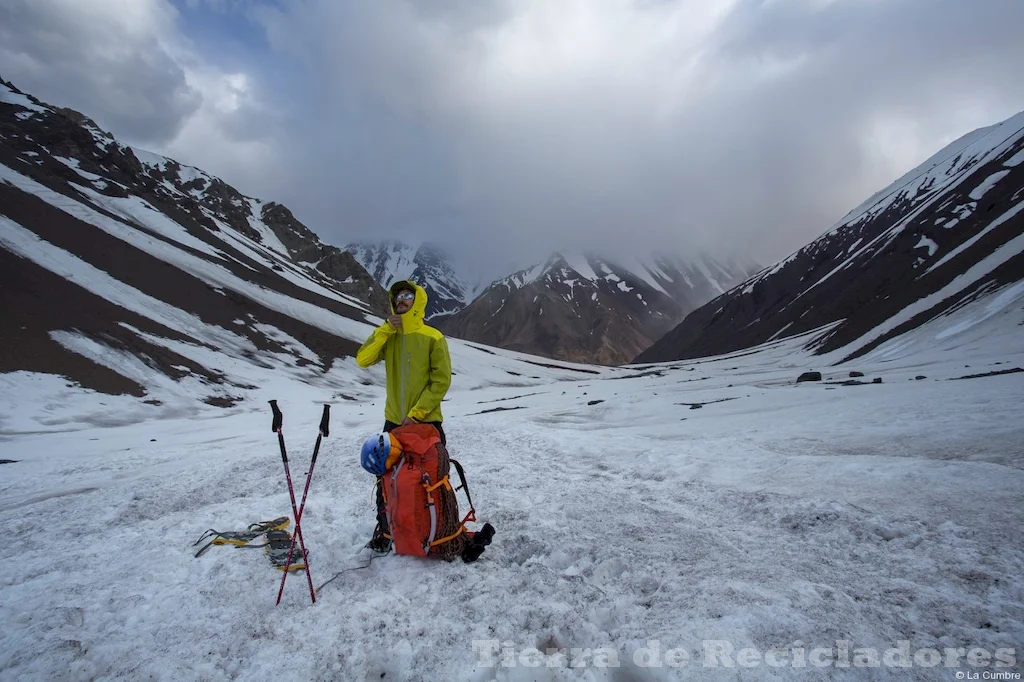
{"left": 381, "top": 424, "right": 476, "bottom": 560}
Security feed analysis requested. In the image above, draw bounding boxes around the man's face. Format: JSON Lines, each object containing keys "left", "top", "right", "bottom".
{"left": 394, "top": 289, "right": 415, "bottom": 314}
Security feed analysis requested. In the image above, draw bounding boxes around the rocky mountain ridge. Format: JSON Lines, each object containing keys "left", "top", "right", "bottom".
{"left": 0, "top": 79, "right": 387, "bottom": 404}
{"left": 438, "top": 251, "right": 757, "bottom": 365}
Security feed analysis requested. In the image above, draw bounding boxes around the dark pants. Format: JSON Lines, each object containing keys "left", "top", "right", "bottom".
{"left": 374, "top": 421, "right": 445, "bottom": 537}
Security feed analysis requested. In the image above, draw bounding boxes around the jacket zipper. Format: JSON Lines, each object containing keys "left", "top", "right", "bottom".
{"left": 399, "top": 326, "right": 406, "bottom": 420}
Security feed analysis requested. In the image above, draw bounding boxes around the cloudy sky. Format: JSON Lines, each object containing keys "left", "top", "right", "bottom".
{"left": 3, "top": 0, "right": 1024, "bottom": 278}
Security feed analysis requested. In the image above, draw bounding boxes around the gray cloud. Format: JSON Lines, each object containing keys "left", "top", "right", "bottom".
{"left": 0, "top": 0, "right": 200, "bottom": 146}
{"left": 4, "top": 0, "right": 1024, "bottom": 280}
{"left": 242, "top": 0, "right": 1024, "bottom": 276}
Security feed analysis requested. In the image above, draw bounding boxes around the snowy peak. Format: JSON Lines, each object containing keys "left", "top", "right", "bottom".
{"left": 439, "top": 250, "right": 756, "bottom": 365}
{"left": 406, "top": 243, "right": 480, "bottom": 318}
{"left": 486, "top": 251, "right": 754, "bottom": 306}
{"left": 345, "top": 240, "right": 477, "bottom": 319}
{"left": 637, "top": 108, "right": 1024, "bottom": 364}
{"left": 345, "top": 240, "right": 421, "bottom": 288}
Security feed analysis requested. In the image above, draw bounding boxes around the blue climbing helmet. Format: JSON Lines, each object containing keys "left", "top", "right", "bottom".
{"left": 360, "top": 431, "right": 402, "bottom": 475}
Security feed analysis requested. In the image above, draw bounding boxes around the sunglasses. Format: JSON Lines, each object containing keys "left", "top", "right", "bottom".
{"left": 395, "top": 292, "right": 415, "bottom": 301}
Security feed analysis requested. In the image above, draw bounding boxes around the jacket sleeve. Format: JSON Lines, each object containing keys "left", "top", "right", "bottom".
{"left": 355, "top": 323, "right": 396, "bottom": 368}
{"left": 408, "top": 335, "right": 452, "bottom": 421}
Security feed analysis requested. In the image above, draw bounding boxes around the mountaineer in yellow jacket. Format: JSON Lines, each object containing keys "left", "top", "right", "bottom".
{"left": 356, "top": 280, "right": 452, "bottom": 551}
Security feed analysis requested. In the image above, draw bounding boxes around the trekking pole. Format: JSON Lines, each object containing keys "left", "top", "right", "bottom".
{"left": 268, "top": 400, "right": 317, "bottom": 605}
{"left": 274, "top": 403, "right": 330, "bottom": 606}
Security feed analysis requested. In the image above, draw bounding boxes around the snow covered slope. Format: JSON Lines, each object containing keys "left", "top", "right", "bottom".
{"left": 0, "top": 284, "right": 1021, "bottom": 680}
{"left": 638, "top": 109, "right": 1024, "bottom": 364}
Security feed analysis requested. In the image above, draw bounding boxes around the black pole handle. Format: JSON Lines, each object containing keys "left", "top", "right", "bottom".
{"left": 269, "top": 400, "right": 283, "bottom": 432}
{"left": 319, "top": 404, "right": 330, "bottom": 437}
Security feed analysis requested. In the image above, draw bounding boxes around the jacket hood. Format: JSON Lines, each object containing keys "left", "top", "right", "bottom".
{"left": 389, "top": 280, "right": 428, "bottom": 332}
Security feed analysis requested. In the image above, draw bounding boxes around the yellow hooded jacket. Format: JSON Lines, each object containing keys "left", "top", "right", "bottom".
{"left": 356, "top": 280, "right": 452, "bottom": 424}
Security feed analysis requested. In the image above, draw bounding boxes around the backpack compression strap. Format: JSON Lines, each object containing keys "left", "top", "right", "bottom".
{"left": 423, "top": 469, "right": 477, "bottom": 549}
{"left": 450, "top": 459, "right": 477, "bottom": 524}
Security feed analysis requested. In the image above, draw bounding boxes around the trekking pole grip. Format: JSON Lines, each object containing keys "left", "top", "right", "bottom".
{"left": 319, "top": 404, "right": 330, "bottom": 437}
{"left": 270, "top": 400, "right": 288, "bottom": 465}
{"left": 269, "top": 400, "right": 283, "bottom": 432}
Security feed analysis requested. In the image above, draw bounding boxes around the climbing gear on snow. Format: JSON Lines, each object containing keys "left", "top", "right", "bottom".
{"left": 192, "top": 518, "right": 306, "bottom": 571}
{"left": 192, "top": 517, "right": 290, "bottom": 558}
{"left": 265, "top": 528, "right": 307, "bottom": 571}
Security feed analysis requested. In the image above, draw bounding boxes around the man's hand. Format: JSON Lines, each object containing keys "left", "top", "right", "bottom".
{"left": 387, "top": 314, "right": 403, "bottom": 331}
{"left": 401, "top": 416, "right": 418, "bottom": 426}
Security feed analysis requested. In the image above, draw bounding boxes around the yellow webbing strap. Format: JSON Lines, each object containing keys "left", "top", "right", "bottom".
{"left": 211, "top": 537, "right": 250, "bottom": 547}
{"left": 424, "top": 475, "right": 450, "bottom": 493}
{"left": 430, "top": 524, "right": 467, "bottom": 547}
{"left": 276, "top": 561, "right": 306, "bottom": 572}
